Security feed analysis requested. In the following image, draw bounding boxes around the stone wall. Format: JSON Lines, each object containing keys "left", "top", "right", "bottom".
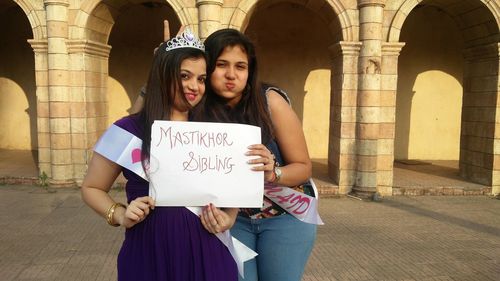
{"left": 1, "top": 0, "right": 499, "bottom": 195}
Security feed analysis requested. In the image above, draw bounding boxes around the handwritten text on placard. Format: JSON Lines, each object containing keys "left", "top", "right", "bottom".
{"left": 149, "top": 121, "right": 263, "bottom": 207}
{"left": 155, "top": 126, "right": 235, "bottom": 174}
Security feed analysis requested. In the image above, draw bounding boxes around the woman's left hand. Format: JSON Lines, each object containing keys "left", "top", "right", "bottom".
{"left": 246, "top": 144, "right": 275, "bottom": 182}
{"left": 200, "top": 204, "right": 237, "bottom": 234}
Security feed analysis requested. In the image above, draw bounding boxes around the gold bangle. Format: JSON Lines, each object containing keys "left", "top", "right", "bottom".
{"left": 106, "top": 202, "right": 126, "bottom": 227}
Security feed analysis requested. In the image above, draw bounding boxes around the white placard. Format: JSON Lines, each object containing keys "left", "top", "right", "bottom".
{"left": 149, "top": 120, "right": 263, "bottom": 207}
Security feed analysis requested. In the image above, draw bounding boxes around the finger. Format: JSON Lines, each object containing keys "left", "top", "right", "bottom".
{"left": 248, "top": 157, "right": 274, "bottom": 169}
{"left": 131, "top": 206, "right": 145, "bottom": 218}
{"left": 135, "top": 196, "right": 152, "bottom": 204}
{"left": 205, "top": 204, "right": 219, "bottom": 226}
{"left": 163, "top": 20, "right": 170, "bottom": 41}
{"left": 145, "top": 196, "right": 156, "bottom": 209}
{"left": 253, "top": 158, "right": 274, "bottom": 169}
{"left": 177, "top": 25, "right": 186, "bottom": 36}
{"left": 129, "top": 201, "right": 148, "bottom": 217}
{"left": 200, "top": 213, "right": 209, "bottom": 230}
{"left": 131, "top": 200, "right": 150, "bottom": 211}
{"left": 245, "top": 149, "right": 273, "bottom": 160}
{"left": 135, "top": 196, "right": 155, "bottom": 209}
{"left": 246, "top": 149, "right": 273, "bottom": 160}
{"left": 201, "top": 207, "right": 214, "bottom": 228}
{"left": 246, "top": 146, "right": 269, "bottom": 154}
{"left": 125, "top": 209, "right": 141, "bottom": 221}
{"left": 247, "top": 156, "right": 270, "bottom": 165}
{"left": 142, "top": 206, "right": 150, "bottom": 217}
{"left": 210, "top": 204, "right": 225, "bottom": 226}
{"left": 251, "top": 164, "right": 274, "bottom": 171}
{"left": 204, "top": 205, "right": 220, "bottom": 233}
{"left": 247, "top": 144, "right": 266, "bottom": 150}
{"left": 200, "top": 211, "right": 215, "bottom": 233}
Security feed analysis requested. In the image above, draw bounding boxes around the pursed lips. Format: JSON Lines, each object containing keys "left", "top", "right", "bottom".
{"left": 185, "top": 92, "right": 197, "bottom": 101}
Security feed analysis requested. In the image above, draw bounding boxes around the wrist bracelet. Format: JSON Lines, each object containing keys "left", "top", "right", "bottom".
{"left": 273, "top": 166, "right": 282, "bottom": 183}
{"left": 267, "top": 170, "right": 276, "bottom": 183}
{"left": 106, "top": 202, "right": 126, "bottom": 227}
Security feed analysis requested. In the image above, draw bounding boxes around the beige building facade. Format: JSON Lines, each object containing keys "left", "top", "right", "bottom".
{"left": 1, "top": 0, "right": 499, "bottom": 196}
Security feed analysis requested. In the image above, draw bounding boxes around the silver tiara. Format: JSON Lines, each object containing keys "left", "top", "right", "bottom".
{"left": 165, "top": 28, "right": 205, "bottom": 52}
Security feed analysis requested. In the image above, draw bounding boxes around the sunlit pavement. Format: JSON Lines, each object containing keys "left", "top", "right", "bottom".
{"left": 0, "top": 185, "right": 498, "bottom": 280}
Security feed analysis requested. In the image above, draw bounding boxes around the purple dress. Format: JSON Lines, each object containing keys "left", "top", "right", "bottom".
{"left": 114, "top": 115, "right": 237, "bottom": 281}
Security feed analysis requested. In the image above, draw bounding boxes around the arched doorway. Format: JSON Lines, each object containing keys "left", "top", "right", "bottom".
{"left": 243, "top": 0, "right": 342, "bottom": 189}
{"left": 393, "top": 0, "right": 499, "bottom": 195}
{"left": 69, "top": 0, "right": 186, "bottom": 183}
{"left": 0, "top": 0, "right": 37, "bottom": 180}
{"left": 107, "top": 2, "right": 181, "bottom": 124}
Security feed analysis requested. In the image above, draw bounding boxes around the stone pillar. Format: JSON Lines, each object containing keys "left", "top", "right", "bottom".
{"left": 378, "top": 42, "right": 405, "bottom": 196}
{"left": 66, "top": 40, "right": 112, "bottom": 185}
{"left": 44, "top": 0, "right": 73, "bottom": 186}
{"left": 28, "top": 39, "right": 50, "bottom": 178}
{"left": 328, "top": 41, "right": 362, "bottom": 194}
{"left": 352, "top": 0, "right": 385, "bottom": 199}
{"left": 462, "top": 42, "right": 500, "bottom": 195}
{"left": 196, "top": 0, "right": 223, "bottom": 40}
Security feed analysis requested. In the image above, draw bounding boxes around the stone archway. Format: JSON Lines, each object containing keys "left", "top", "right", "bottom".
{"left": 11, "top": 0, "right": 46, "bottom": 39}
{"left": 228, "top": 0, "right": 357, "bottom": 194}
{"left": 388, "top": 0, "right": 500, "bottom": 195}
{"left": 387, "top": 0, "right": 500, "bottom": 43}
{"left": 107, "top": 3, "right": 181, "bottom": 125}
{"left": 228, "top": 0, "right": 356, "bottom": 41}
{"left": 74, "top": 0, "right": 195, "bottom": 43}
{"left": 0, "top": 0, "right": 40, "bottom": 182}
{"left": 67, "top": 0, "right": 186, "bottom": 183}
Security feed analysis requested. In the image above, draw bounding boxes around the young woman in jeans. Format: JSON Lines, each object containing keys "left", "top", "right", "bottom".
{"left": 193, "top": 28, "right": 317, "bottom": 281}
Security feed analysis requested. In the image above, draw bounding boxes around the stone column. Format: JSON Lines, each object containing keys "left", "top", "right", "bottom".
{"left": 328, "top": 41, "right": 362, "bottom": 194}
{"left": 66, "top": 40, "right": 112, "bottom": 185}
{"left": 352, "top": 0, "right": 385, "bottom": 199}
{"left": 379, "top": 42, "right": 405, "bottom": 196}
{"left": 462, "top": 42, "right": 500, "bottom": 195}
{"left": 196, "top": 0, "right": 223, "bottom": 40}
{"left": 44, "top": 0, "right": 73, "bottom": 186}
{"left": 28, "top": 39, "right": 50, "bottom": 178}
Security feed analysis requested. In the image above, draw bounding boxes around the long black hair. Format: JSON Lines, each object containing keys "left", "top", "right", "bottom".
{"left": 192, "top": 28, "right": 274, "bottom": 144}
{"left": 139, "top": 42, "right": 206, "bottom": 162}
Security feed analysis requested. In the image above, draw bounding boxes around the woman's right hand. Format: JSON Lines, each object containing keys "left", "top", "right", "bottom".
{"left": 118, "top": 196, "right": 155, "bottom": 228}
{"left": 246, "top": 144, "right": 276, "bottom": 182}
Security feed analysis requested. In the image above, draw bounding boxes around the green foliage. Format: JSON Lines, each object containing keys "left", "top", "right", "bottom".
{"left": 39, "top": 171, "right": 49, "bottom": 187}
{"left": 38, "top": 171, "right": 56, "bottom": 193}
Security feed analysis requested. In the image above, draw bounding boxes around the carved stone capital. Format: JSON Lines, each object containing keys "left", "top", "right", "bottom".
{"left": 44, "top": 0, "right": 69, "bottom": 7}
{"left": 329, "top": 41, "right": 363, "bottom": 59}
{"left": 196, "top": 0, "right": 223, "bottom": 7}
{"left": 382, "top": 42, "right": 406, "bottom": 56}
{"left": 66, "top": 40, "right": 112, "bottom": 58}
{"left": 28, "top": 39, "right": 48, "bottom": 53}
{"left": 358, "top": 0, "right": 385, "bottom": 9}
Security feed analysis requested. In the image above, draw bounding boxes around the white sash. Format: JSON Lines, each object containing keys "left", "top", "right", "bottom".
{"left": 94, "top": 124, "right": 257, "bottom": 277}
{"left": 264, "top": 183, "right": 324, "bottom": 225}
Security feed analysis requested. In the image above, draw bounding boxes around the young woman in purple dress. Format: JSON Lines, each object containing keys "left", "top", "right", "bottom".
{"left": 81, "top": 29, "right": 240, "bottom": 281}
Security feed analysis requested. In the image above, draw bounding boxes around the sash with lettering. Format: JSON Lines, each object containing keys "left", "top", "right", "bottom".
{"left": 94, "top": 124, "right": 257, "bottom": 277}
{"left": 264, "top": 182, "right": 324, "bottom": 225}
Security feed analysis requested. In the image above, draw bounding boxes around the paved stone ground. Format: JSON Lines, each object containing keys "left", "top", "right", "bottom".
{"left": 0, "top": 185, "right": 499, "bottom": 281}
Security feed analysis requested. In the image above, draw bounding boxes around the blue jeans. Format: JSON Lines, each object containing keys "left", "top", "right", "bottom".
{"left": 231, "top": 214, "right": 317, "bottom": 281}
